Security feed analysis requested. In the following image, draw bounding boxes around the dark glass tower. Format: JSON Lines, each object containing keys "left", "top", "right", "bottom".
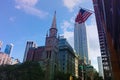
{"left": 4, "top": 43, "right": 13, "bottom": 56}
{"left": 92, "top": 0, "right": 112, "bottom": 79}
{"left": 93, "top": 0, "right": 120, "bottom": 79}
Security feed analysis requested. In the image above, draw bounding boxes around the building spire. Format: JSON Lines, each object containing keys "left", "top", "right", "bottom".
{"left": 49, "top": 11, "right": 57, "bottom": 37}
{"left": 51, "top": 11, "right": 57, "bottom": 28}
{"left": 46, "top": 31, "right": 48, "bottom": 37}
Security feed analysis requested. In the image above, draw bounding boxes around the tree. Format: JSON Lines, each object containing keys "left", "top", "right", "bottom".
{"left": 54, "top": 71, "right": 71, "bottom": 80}
{"left": 93, "top": 71, "right": 104, "bottom": 80}
{"left": 84, "top": 65, "right": 96, "bottom": 80}
{"left": 0, "top": 61, "right": 45, "bottom": 80}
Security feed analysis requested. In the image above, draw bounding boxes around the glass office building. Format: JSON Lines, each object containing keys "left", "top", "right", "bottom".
{"left": 74, "top": 22, "right": 89, "bottom": 64}
{"left": 4, "top": 43, "right": 13, "bottom": 56}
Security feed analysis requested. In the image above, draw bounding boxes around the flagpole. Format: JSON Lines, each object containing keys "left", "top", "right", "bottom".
{"left": 79, "top": 6, "right": 95, "bottom": 13}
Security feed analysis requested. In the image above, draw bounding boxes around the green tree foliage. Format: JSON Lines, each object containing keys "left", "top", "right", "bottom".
{"left": 93, "top": 71, "right": 104, "bottom": 80}
{"left": 54, "top": 71, "right": 78, "bottom": 80}
{"left": 0, "top": 61, "right": 45, "bottom": 80}
{"left": 54, "top": 71, "right": 70, "bottom": 80}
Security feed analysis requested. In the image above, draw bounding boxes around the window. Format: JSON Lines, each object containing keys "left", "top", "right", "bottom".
{"left": 49, "top": 51, "right": 51, "bottom": 58}
{"left": 63, "top": 63, "right": 65, "bottom": 65}
{"left": 47, "top": 51, "right": 48, "bottom": 58}
{"left": 63, "top": 67, "right": 64, "bottom": 70}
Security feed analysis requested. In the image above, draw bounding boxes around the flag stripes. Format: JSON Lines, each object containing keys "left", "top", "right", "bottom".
{"left": 75, "top": 8, "right": 92, "bottom": 24}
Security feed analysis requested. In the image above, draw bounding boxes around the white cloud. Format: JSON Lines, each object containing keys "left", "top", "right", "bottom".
{"left": 62, "top": 0, "right": 81, "bottom": 11}
{"left": 86, "top": 15, "right": 101, "bottom": 71}
{"left": 60, "top": 14, "right": 76, "bottom": 48}
{"left": 62, "top": 0, "right": 93, "bottom": 11}
{"left": 62, "top": 0, "right": 91, "bottom": 11}
{"left": 60, "top": 14, "right": 101, "bottom": 71}
{"left": 15, "top": 0, "right": 38, "bottom": 7}
{"left": 15, "top": 0, "right": 48, "bottom": 18}
{"left": 60, "top": 17, "right": 75, "bottom": 48}
{"left": 61, "top": 21, "right": 72, "bottom": 32}
{"left": 63, "top": 31, "right": 74, "bottom": 47}
{"left": 86, "top": 15, "right": 101, "bottom": 57}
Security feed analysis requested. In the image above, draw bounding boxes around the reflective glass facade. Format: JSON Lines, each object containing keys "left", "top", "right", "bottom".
{"left": 74, "top": 23, "right": 89, "bottom": 64}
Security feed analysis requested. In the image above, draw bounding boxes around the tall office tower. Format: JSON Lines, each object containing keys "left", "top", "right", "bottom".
{"left": 45, "top": 11, "right": 59, "bottom": 80}
{"left": 23, "top": 41, "right": 37, "bottom": 62}
{"left": 4, "top": 43, "right": 13, "bottom": 56}
{"left": 97, "top": 57, "right": 104, "bottom": 79}
{"left": 93, "top": 0, "right": 120, "bottom": 79}
{"left": 59, "top": 36, "right": 75, "bottom": 76}
{"left": 92, "top": 0, "right": 112, "bottom": 79}
{"left": 74, "top": 9, "right": 92, "bottom": 64}
{"left": 102, "top": 0, "right": 120, "bottom": 79}
{"left": 0, "top": 41, "right": 2, "bottom": 51}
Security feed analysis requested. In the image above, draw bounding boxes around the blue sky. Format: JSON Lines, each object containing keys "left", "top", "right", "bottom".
{"left": 0, "top": 0, "right": 100, "bottom": 71}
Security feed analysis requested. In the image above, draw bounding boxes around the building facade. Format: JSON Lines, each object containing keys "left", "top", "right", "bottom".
{"left": 26, "top": 12, "right": 59, "bottom": 80}
{"left": 74, "top": 22, "right": 89, "bottom": 64}
{"left": 0, "top": 52, "right": 11, "bottom": 65}
{"left": 97, "top": 57, "right": 104, "bottom": 78}
{"left": 44, "top": 11, "right": 59, "bottom": 80}
{"left": 4, "top": 43, "right": 13, "bottom": 56}
{"left": 75, "top": 54, "right": 79, "bottom": 78}
{"left": 102, "top": 0, "right": 120, "bottom": 79}
{"left": 74, "top": 9, "right": 92, "bottom": 64}
{"left": 23, "top": 41, "right": 37, "bottom": 62}
{"left": 59, "top": 37, "right": 75, "bottom": 76}
{"left": 11, "top": 58, "right": 20, "bottom": 65}
{"left": 92, "top": 0, "right": 112, "bottom": 79}
{"left": 0, "top": 41, "right": 2, "bottom": 51}
{"left": 93, "top": 0, "right": 120, "bottom": 79}
{"left": 0, "top": 52, "right": 20, "bottom": 65}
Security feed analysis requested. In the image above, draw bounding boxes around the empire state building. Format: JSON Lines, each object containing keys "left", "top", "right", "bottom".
{"left": 74, "top": 9, "right": 92, "bottom": 64}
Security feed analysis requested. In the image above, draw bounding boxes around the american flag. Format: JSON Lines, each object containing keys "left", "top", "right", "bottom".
{"left": 75, "top": 8, "right": 92, "bottom": 24}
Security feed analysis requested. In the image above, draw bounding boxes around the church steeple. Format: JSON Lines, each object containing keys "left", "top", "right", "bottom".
{"left": 49, "top": 11, "right": 57, "bottom": 37}
{"left": 51, "top": 11, "right": 57, "bottom": 28}
{"left": 46, "top": 31, "right": 48, "bottom": 37}
{"left": 45, "top": 11, "right": 59, "bottom": 80}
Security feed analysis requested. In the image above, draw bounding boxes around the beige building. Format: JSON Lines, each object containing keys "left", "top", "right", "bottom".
{"left": 0, "top": 41, "right": 2, "bottom": 51}
{"left": 0, "top": 52, "right": 11, "bottom": 65}
{"left": 75, "top": 54, "right": 79, "bottom": 78}
{"left": 0, "top": 52, "right": 20, "bottom": 65}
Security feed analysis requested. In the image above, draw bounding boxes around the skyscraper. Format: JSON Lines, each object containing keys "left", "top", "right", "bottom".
{"left": 4, "top": 43, "right": 13, "bottom": 56}
{"left": 74, "top": 9, "right": 92, "bottom": 64}
{"left": 102, "top": 0, "right": 120, "bottom": 79}
{"left": 23, "top": 41, "right": 37, "bottom": 62}
{"left": 93, "top": 0, "right": 120, "bottom": 79}
{"left": 92, "top": 0, "right": 112, "bottom": 79}
{"left": 97, "top": 57, "right": 104, "bottom": 79}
